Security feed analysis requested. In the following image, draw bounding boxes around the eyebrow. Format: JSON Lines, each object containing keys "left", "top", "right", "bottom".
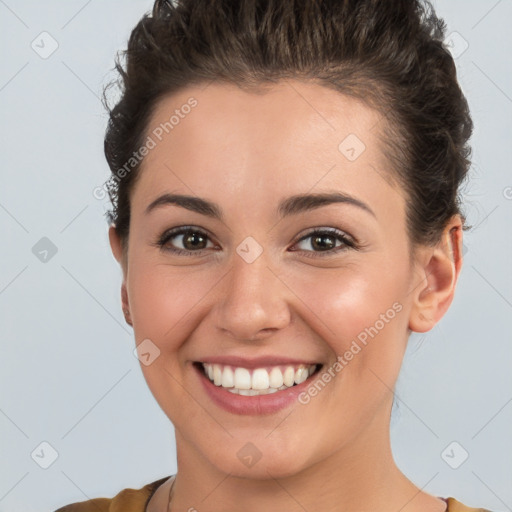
{"left": 144, "top": 191, "right": 376, "bottom": 220}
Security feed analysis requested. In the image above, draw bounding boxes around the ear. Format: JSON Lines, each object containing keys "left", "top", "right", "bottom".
{"left": 108, "top": 225, "right": 130, "bottom": 319}
{"left": 408, "top": 215, "right": 464, "bottom": 333}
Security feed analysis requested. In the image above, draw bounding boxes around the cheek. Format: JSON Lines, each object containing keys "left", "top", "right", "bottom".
{"left": 285, "top": 262, "right": 409, "bottom": 397}
{"left": 127, "top": 262, "right": 217, "bottom": 343}
{"left": 288, "top": 266, "right": 408, "bottom": 424}
{"left": 127, "top": 262, "right": 210, "bottom": 420}
{"left": 289, "top": 263, "right": 405, "bottom": 341}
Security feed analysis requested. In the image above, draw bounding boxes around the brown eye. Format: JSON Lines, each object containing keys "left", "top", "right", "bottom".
{"left": 291, "top": 228, "right": 356, "bottom": 257}
{"left": 180, "top": 230, "right": 208, "bottom": 250}
{"left": 155, "top": 226, "right": 215, "bottom": 256}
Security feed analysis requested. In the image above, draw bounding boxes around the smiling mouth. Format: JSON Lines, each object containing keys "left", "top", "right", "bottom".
{"left": 194, "top": 362, "right": 322, "bottom": 395}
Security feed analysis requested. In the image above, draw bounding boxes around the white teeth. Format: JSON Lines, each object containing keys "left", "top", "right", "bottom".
{"left": 239, "top": 389, "right": 259, "bottom": 396}
{"left": 233, "top": 367, "right": 251, "bottom": 390}
{"left": 283, "top": 366, "right": 295, "bottom": 387}
{"left": 213, "top": 364, "right": 222, "bottom": 386}
{"left": 251, "top": 368, "right": 270, "bottom": 390}
{"left": 269, "top": 367, "right": 284, "bottom": 388}
{"left": 221, "top": 366, "right": 234, "bottom": 388}
{"left": 201, "top": 362, "right": 318, "bottom": 394}
{"left": 294, "top": 367, "right": 308, "bottom": 385}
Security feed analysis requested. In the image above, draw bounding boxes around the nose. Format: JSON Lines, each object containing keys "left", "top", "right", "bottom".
{"left": 214, "top": 248, "right": 291, "bottom": 342}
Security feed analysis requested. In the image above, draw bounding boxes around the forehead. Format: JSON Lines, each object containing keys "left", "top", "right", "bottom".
{"left": 132, "top": 79, "right": 405, "bottom": 220}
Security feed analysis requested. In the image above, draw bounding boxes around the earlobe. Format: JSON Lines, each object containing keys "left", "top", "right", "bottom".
{"left": 108, "top": 225, "right": 132, "bottom": 326}
{"left": 121, "top": 282, "right": 132, "bottom": 326}
{"left": 408, "top": 216, "right": 464, "bottom": 333}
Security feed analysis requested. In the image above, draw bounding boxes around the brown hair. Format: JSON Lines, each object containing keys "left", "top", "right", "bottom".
{"left": 103, "top": 0, "right": 473, "bottom": 256}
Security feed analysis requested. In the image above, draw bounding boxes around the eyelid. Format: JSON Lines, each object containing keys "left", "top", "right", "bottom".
{"left": 295, "top": 226, "right": 354, "bottom": 243}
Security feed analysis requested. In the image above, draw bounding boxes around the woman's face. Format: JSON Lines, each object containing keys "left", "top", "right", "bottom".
{"left": 110, "top": 80, "right": 433, "bottom": 478}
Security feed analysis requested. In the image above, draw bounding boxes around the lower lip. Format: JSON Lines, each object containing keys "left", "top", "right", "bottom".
{"left": 193, "top": 363, "right": 321, "bottom": 416}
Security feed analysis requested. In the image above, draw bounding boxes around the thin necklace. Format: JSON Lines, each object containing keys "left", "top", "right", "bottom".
{"left": 167, "top": 475, "right": 176, "bottom": 510}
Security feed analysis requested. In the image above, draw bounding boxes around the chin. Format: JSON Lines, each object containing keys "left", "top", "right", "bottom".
{"left": 217, "top": 457, "right": 308, "bottom": 481}
{"left": 201, "top": 439, "right": 314, "bottom": 481}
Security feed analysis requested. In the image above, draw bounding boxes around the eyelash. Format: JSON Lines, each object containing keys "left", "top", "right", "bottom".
{"left": 152, "top": 225, "right": 358, "bottom": 258}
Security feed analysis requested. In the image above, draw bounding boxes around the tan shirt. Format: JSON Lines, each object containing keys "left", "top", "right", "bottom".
{"left": 54, "top": 475, "right": 494, "bottom": 512}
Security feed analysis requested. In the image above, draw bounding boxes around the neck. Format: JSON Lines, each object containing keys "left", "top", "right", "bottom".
{"left": 168, "top": 407, "right": 446, "bottom": 512}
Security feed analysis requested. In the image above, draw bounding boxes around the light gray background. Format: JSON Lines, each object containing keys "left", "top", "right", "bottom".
{"left": 1, "top": 1, "right": 511, "bottom": 511}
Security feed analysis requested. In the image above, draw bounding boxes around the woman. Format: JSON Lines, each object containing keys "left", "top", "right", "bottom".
{"left": 56, "top": 0, "right": 493, "bottom": 510}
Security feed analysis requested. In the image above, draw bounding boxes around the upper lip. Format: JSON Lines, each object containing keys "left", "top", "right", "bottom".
{"left": 195, "top": 355, "right": 321, "bottom": 369}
